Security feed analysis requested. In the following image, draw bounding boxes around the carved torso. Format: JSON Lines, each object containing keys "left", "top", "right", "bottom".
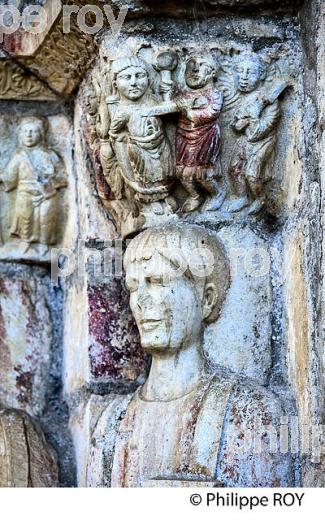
{"left": 110, "top": 374, "right": 233, "bottom": 487}
{"left": 176, "top": 87, "right": 223, "bottom": 170}
{"left": 87, "top": 372, "right": 294, "bottom": 488}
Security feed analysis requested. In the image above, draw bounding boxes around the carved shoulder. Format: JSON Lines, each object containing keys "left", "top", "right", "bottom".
{"left": 86, "top": 394, "right": 133, "bottom": 487}
{"left": 217, "top": 382, "right": 295, "bottom": 487}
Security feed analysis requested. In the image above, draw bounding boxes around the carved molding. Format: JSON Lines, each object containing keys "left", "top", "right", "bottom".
{"left": 0, "top": 60, "right": 56, "bottom": 100}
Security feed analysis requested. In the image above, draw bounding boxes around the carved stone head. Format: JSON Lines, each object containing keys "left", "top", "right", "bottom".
{"left": 234, "top": 53, "right": 267, "bottom": 93}
{"left": 124, "top": 224, "right": 230, "bottom": 355}
{"left": 185, "top": 54, "right": 217, "bottom": 90}
{"left": 18, "top": 116, "right": 46, "bottom": 148}
{"left": 112, "top": 56, "right": 151, "bottom": 101}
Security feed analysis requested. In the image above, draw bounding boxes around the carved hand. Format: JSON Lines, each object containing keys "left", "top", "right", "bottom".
{"left": 160, "top": 79, "right": 175, "bottom": 96}
{"left": 176, "top": 97, "right": 192, "bottom": 114}
{"left": 233, "top": 117, "right": 250, "bottom": 132}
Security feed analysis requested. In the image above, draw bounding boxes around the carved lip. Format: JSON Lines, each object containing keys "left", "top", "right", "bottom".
{"left": 140, "top": 319, "right": 162, "bottom": 331}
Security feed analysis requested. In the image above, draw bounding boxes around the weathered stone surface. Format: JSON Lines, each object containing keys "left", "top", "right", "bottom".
{"left": 206, "top": 225, "right": 272, "bottom": 383}
{"left": 0, "top": 265, "right": 53, "bottom": 415}
{"left": 0, "top": 408, "right": 59, "bottom": 487}
{"left": 1, "top": 0, "right": 325, "bottom": 492}
{"left": 63, "top": 270, "right": 147, "bottom": 398}
{"left": 88, "top": 279, "right": 147, "bottom": 384}
{"left": 1, "top": 0, "right": 61, "bottom": 57}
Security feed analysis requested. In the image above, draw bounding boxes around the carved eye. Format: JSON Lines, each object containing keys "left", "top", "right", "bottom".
{"left": 148, "top": 276, "right": 165, "bottom": 286}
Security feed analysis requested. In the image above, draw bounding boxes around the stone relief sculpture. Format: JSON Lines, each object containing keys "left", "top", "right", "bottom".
{"left": 86, "top": 47, "right": 291, "bottom": 235}
{"left": 220, "top": 52, "right": 290, "bottom": 214}
{"left": 86, "top": 55, "right": 177, "bottom": 237}
{"left": 0, "top": 116, "right": 68, "bottom": 257}
{"left": 0, "top": 407, "right": 58, "bottom": 487}
{"left": 157, "top": 54, "right": 225, "bottom": 213}
{"left": 87, "top": 224, "right": 293, "bottom": 487}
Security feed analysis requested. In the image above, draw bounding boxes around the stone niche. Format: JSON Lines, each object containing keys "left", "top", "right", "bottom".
{"left": 0, "top": 108, "right": 75, "bottom": 263}
{"left": 0, "top": 0, "right": 324, "bottom": 489}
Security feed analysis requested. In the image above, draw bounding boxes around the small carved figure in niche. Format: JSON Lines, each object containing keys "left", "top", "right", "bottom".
{"left": 0, "top": 407, "right": 58, "bottom": 487}
{"left": 0, "top": 117, "right": 67, "bottom": 254}
{"left": 174, "top": 55, "right": 225, "bottom": 213}
{"left": 87, "top": 225, "right": 294, "bottom": 487}
{"left": 226, "top": 53, "right": 289, "bottom": 214}
{"left": 92, "top": 56, "right": 177, "bottom": 224}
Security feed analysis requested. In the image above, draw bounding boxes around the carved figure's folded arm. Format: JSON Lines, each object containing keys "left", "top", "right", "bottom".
{"left": 248, "top": 100, "right": 280, "bottom": 142}
{"left": 182, "top": 91, "right": 224, "bottom": 126}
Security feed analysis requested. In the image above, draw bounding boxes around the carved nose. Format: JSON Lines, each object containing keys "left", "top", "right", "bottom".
{"left": 136, "top": 286, "right": 152, "bottom": 310}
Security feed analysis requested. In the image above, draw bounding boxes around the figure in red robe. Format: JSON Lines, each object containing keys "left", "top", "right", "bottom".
{"left": 175, "top": 55, "right": 225, "bottom": 213}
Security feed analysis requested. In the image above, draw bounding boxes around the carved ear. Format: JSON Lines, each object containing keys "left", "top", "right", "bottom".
{"left": 202, "top": 283, "right": 218, "bottom": 321}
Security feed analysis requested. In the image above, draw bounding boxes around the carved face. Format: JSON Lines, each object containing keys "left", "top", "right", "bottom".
{"left": 115, "top": 66, "right": 149, "bottom": 101}
{"left": 235, "top": 59, "right": 265, "bottom": 93}
{"left": 125, "top": 252, "right": 203, "bottom": 355}
{"left": 185, "top": 58, "right": 214, "bottom": 89}
{"left": 19, "top": 122, "right": 43, "bottom": 148}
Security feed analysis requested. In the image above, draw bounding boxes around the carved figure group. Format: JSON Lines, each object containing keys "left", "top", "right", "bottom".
{"left": 86, "top": 48, "right": 290, "bottom": 235}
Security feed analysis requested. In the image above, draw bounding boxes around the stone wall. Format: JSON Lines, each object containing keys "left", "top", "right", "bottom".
{"left": 0, "top": 0, "right": 323, "bottom": 487}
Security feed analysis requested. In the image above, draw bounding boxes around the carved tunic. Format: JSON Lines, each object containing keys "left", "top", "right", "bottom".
{"left": 2, "top": 147, "right": 67, "bottom": 244}
{"left": 230, "top": 89, "right": 280, "bottom": 182}
{"left": 87, "top": 373, "right": 294, "bottom": 487}
{"left": 0, "top": 409, "right": 58, "bottom": 487}
{"left": 176, "top": 88, "right": 223, "bottom": 176}
{"left": 109, "top": 95, "right": 174, "bottom": 203}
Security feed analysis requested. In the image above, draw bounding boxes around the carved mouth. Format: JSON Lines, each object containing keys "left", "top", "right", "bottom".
{"left": 140, "top": 319, "right": 162, "bottom": 331}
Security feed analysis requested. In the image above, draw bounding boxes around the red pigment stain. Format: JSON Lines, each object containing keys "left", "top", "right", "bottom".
{"left": 14, "top": 365, "right": 33, "bottom": 404}
{"left": 88, "top": 280, "right": 148, "bottom": 382}
{"left": 3, "top": 32, "right": 23, "bottom": 54}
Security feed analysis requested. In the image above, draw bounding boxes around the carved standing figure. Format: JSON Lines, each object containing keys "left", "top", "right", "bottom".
{"left": 91, "top": 56, "right": 177, "bottom": 227}
{"left": 87, "top": 224, "right": 294, "bottom": 487}
{"left": 147, "top": 54, "right": 225, "bottom": 213}
{"left": 0, "top": 117, "right": 67, "bottom": 253}
{"left": 174, "top": 55, "right": 225, "bottom": 213}
{"left": 0, "top": 407, "right": 58, "bottom": 487}
{"left": 227, "top": 53, "right": 289, "bottom": 214}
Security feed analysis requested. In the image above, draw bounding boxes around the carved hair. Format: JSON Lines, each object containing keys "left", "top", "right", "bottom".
{"left": 187, "top": 53, "right": 218, "bottom": 72}
{"left": 234, "top": 52, "right": 268, "bottom": 80}
{"left": 124, "top": 224, "right": 230, "bottom": 324}
{"left": 111, "top": 56, "right": 151, "bottom": 78}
